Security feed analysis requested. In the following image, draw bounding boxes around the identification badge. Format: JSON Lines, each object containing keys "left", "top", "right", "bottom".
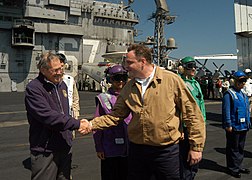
{"left": 115, "top": 138, "right": 124, "bottom": 144}
{"left": 62, "top": 90, "right": 68, "bottom": 98}
{"left": 240, "top": 118, "right": 245, "bottom": 123}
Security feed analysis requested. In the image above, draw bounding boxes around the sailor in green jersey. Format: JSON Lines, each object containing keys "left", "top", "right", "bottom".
{"left": 179, "top": 56, "right": 206, "bottom": 180}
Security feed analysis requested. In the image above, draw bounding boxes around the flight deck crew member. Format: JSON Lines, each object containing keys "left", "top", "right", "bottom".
{"left": 222, "top": 77, "right": 230, "bottom": 93}
{"left": 179, "top": 56, "right": 206, "bottom": 180}
{"left": 242, "top": 68, "right": 252, "bottom": 121}
{"left": 207, "top": 75, "right": 214, "bottom": 99}
{"left": 79, "top": 44, "right": 206, "bottom": 180}
{"left": 25, "top": 52, "right": 88, "bottom": 180}
{"left": 57, "top": 53, "right": 80, "bottom": 120}
{"left": 57, "top": 53, "right": 80, "bottom": 180}
{"left": 93, "top": 64, "right": 131, "bottom": 180}
{"left": 222, "top": 70, "right": 251, "bottom": 178}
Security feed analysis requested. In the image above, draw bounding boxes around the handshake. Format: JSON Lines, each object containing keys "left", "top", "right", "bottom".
{"left": 78, "top": 119, "right": 92, "bottom": 135}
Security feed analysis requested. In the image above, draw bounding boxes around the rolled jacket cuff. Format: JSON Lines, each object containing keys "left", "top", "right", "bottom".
{"left": 190, "top": 144, "right": 204, "bottom": 152}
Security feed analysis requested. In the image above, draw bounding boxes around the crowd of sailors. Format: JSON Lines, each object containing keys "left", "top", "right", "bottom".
{"left": 76, "top": 64, "right": 252, "bottom": 102}
{"left": 196, "top": 68, "right": 252, "bottom": 100}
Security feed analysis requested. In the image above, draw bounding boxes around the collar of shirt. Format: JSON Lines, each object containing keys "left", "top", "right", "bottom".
{"left": 135, "top": 65, "right": 156, "bottom": 99}
{"left": 108, "top": 87, "right": 120, "bottom": 96}
{"left": 43, "top": 77, "right": 62, "bottom": 86}
{"left": 181, "top": 75, "right": 196, "bottom": 83}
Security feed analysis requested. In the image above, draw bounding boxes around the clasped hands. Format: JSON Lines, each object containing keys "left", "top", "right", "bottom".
{"left": 78, "top": 119, "right": 92, "bottom": 135}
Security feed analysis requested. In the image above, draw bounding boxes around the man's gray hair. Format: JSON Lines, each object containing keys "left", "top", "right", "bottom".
{"left": 37, "top": 52, "right": 58, "bottom": 70}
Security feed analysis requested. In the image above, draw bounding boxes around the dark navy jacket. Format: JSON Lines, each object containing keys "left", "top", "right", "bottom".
{"left": 25, "top": 73, "right": 80, "bottom": 153}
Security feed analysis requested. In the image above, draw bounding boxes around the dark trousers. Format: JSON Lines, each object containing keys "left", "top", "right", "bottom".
{"left": 226, "top": 130, "right": 247, "bottom": 172}
{"left": 127, "top": 142, "right": 180, "bottom": 180}
{"left": 179, "top": 128, "right": 199, "bottom": 180}
{"left": 101, "top": 156, "right": 128, "bottom": 180}
{"left": 30, "top": 149, "right": 72, "bottom": 180}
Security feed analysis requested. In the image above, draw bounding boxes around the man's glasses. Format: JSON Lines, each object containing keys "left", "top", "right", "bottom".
{"left": 111, "top": 74, "right": 128, "bottom": 82}
{"left": 184, "top": 62, "right": 197, "bottom": 70}
{"left": 48, "top": 66, "right": 64, "bottom": 74}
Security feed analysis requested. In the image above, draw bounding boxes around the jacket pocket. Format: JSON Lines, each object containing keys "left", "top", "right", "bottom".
{"left": 237, "top": 107, "right": 246, "bottom": 124}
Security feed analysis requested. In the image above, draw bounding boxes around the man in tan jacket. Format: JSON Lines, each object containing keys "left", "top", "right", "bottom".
{"left": 80, "top": 44, "right": 206, "bottom": 180}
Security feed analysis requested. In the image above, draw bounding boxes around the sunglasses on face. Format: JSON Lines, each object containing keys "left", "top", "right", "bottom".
{"left": 184, "top": 62, "right": 197, "bottom": 70}
{"left": 238, "top": 78, "right": 247, "bottom": 83}
{"left": 111, "top": 74, "right": 128, "bottom": 82}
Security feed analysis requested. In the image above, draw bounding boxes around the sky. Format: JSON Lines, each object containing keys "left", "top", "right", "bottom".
{"left": 106, "top": 0, "right": 238, "bottom": 72}
{"left": 129, "top": 0, "right": 238, "bottom": 72}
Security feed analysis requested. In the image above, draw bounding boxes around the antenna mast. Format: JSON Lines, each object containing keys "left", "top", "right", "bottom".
{"left": 152, "top": 0, "right": 176, "bottom": 66}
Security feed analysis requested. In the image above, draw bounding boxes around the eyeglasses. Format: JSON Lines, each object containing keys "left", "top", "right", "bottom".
{"left": 111, "top": 74, "right": 128, "bottom": 82}
{"left": 238, "top": 78, "right": 247, "bottom": 83}
{"left": 184, "top": 62, "right": 197, "bottom": 70}
{"left": 48, "top": 66, "right": 64, "bottom": 74}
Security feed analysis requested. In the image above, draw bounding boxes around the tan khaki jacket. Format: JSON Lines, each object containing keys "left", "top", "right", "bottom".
{"left": 91, "top": 66, "right": 206, "bottom": 151}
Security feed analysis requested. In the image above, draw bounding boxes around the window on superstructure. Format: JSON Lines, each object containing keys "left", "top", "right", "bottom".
{"left": 0, "top": 0, "right": 23, "bottom": 7}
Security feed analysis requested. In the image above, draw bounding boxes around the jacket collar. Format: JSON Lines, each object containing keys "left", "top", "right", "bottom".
{"left": 37, "top": 72, "right": 62, "bottom": 86}
{"left": 131, "top": 66, "right": 163, "bottom": 87}
{"left": 181, "top": 75, "right": 196, "bottom": 83}
{"left": 108, "top": 88, "right": 120, "bottom": 96}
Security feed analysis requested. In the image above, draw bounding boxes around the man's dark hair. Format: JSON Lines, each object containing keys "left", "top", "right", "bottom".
{"left": 127, "top": 44, "right": 153, "bottom": 64}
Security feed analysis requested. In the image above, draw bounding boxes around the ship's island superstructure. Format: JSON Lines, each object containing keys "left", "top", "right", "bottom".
{"left": 0, "top": 0, "right": 138, "bottom": 92}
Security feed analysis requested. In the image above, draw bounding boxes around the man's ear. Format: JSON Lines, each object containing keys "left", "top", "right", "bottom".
{"left": 141, "top": 57, "right": 147, "bottom": 64}
{"left": 40, "top": 68, "right": 46, "bottom": 76}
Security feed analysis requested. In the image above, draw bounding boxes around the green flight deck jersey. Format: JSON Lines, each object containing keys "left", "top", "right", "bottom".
{"left": 181, "top": 76, "right": 206, "bottom": 121}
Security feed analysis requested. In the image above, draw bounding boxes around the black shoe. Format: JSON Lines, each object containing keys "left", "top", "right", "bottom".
{"left": 229, "top": 171, "right": 241, "bottom": 178}
{"left": 239, "top": 168, "right": 250, "bottom": 174}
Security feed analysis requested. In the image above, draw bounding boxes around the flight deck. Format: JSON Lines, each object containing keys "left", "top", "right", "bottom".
{"left": 0, "top": 92, "right": 251, "bottom": 180}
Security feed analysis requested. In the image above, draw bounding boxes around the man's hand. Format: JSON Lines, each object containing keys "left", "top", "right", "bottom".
{"left": 187, "top": 150, "right": 202, "bottom": 166}
{"left": 225, "top": 127, "right": 232, "bottom": 132}
{"left": 78, "top": 119, "right": 92, "bottom": 135}
{"left": 97, "top": 152, "right": 105, "bottom": 160}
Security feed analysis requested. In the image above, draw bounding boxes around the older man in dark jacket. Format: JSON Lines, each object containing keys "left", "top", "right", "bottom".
{"left": 25, "top": 52, "right": 88, "bottom": 180}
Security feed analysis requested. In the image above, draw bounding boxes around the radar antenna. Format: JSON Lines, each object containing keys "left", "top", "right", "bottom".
{"left": 151, "top": 0, "right": 176, "bottom": 66}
